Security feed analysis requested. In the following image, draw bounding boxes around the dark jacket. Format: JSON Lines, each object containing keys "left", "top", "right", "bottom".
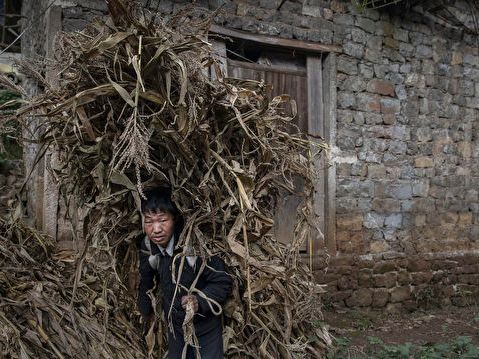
{"left": 138, "top": 237, "right": 232, "bottom": 336}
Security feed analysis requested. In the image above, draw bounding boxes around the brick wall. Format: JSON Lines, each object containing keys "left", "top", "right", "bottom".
{"left": 24, "top": 0, "right": 479, "bottom": 308}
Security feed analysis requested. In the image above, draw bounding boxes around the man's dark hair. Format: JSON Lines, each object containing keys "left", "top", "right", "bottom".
{"left": 141, "top": 187, "right": 184, "bottom": 235}
{"left": 141, "top": 187, "right": 179, "bottom": 215}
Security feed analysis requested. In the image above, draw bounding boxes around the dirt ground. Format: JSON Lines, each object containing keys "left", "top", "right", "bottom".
{"left": 324, "top": 305, "right": 479, "bottom": 353}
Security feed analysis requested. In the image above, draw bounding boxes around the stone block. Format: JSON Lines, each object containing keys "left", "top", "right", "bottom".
{"left": 345, "top": 288, "right": 373, "bottom": 307}
{"left": 380, "top": 98, "right": 401, "bottom": 114}
{"left": 393, "top": 28, "right": 408, "bottom": 42}
{"left": 387, "top": 183, "right": 413, "bottom": 200}
{"left": 367, "top": 165, "right": 386, "bottom": 178}
{"left": 336, "top": 214, "right": 363, "bottom": 231}
{"left": 359, "top": 63, "right": 374, "bottom": 78}
{"left": 372, "top": 198, "right": 400, "bottom": 212}
{"left": 373, "top": 260, "right": 397, "bottom": 274}
{"left": 407, "top": 259, "right": 430, "bottom": 272}
{"left": 351, "top": 28, "right": 367, "bottom": 44}
{"left": 365, "top": 48, "right": 383, "bottom": 63}
{"left": 364, "top": 113, "right": 383, "bottom": 125}
{"left": 338, "top": 92, "right": 356, "bottom": 109}
{"left": 414, "top": 156, "right": 434, "bottom": 168}
{"left": 458, "top": 212, "right": 473, "bottom": 225}
{"left": 301, "top": 3, "right": 321, "bottom": 17}
{"left": 307, "top": 28, "right": 333, "bottom": 43}
{"left": 411, "top": 272, "right": 433, "bottom": 285}
{"left": 337, "top": 57, "right": 358, "bottom": 75}
{"left": 389, "top": 286, "right": 411, "bottom": 302}
{"left": 356, "top": 93, "right": 381, "bottom": 112}
{"left": 374, "top": 273, "right": 397, "bottom": 288}
{"left": 372, "top": 288, "right": 389, "bottom": 307}
{"left": 356, "top": 17, "right": 376, "bottom": 33}
{"left": 344, "top": 42, "right": 364, "bottom": 59}
{"left": 397, "top": 270, "right": 410, "bottom": 285}
{"left": 367, "top": 79, "right": 395, "bottom": 96}
{"left": 395, "top": 85, "right": 407, "bottom": 100}
{"left": 337, "top": 179, "right": 374, "bottom": 198}
{"left": 358, "top": 269, "right": 373, "bottom": 286}
{"left": 341, "top": 77, "right": 367, "bottom": 92}
{"left": 383, "top": 114, "right": 396, "bottom": 125}
{"left": 337, "top": 276, "right": 359, "bottom": 290}
{"left": 412, "top": 180, "right": 429, "bottom": 197}
{"left": 370, "top": 240, "right": 391, "bottom": 253}
{"left": 385, "top": 213, "right": 402, "bottom": 228}
{"left": 383, "top": 37, "right": 399, "bottom": 49}
{"left": 363, "top": 212, "right": 385, "bottom": 229}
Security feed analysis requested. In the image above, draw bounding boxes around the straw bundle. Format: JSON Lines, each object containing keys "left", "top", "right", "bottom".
{"left": 3, "top": 0, "right": 330, "bottom": 357}
{"left": 0, "top": 218, "right": 144, "bottom": 359}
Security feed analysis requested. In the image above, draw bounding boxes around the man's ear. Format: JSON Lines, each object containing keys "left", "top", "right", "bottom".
{"left": 141, "top": 212, "right": 145, "bottom": 233}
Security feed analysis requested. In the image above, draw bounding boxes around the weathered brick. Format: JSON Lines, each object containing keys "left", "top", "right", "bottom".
{"left": 367, "top": 79, "right": 395, "bottom": 96}
{"left": 358, "top": 269, "right": 373, "bottom": 286}
{"left": 374, "top": 260, "right": 398, "bottom": 274}
{"left": 383, "top": 36, "right": 399, "bottom": 49}
{"left": 371, "top": 198, "right": 400, "bottom": 213}
{"left": 345, "top": 288, "right": 373, "bottom": 307}
{"left": 370, "top": 240, "right": 391, "bottom": 253}
{"left": 363, "top": 212, "right": 385, "bottom": 229}
{"left": 414, "top": 156, "right": 434, "bottom": 168}
{"left": 411, "top": 272, "right": 434, "bottom": 285}
{"left": 372, "top": 288, "right": 389, "bottom": 307}
{"left": 337, "top": 275, "right": 359, "bottom": 290}
{"left": 407, "top": 259, "right": 431, "bottom": 272}
{"left": 356, "top": 93, "right": 381, "bottom": 112}
{"left": 397, "top": 270, "right": 410, "bottom": 285}
{"left": 389, "top": 286, "right": 411, "bottom": 302}
{"left": 374, "top": 272, "right": 397, "bottom": 288}
{"left": 380, "top": 98, "right": 401, "bottom": 114}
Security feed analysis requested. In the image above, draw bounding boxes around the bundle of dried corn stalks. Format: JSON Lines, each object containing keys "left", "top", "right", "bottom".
{"left": 0, "top": 218, "right": 144, "bottom": 358}
{"left": 3, "top": 0, "right": 331, "bottom": 357}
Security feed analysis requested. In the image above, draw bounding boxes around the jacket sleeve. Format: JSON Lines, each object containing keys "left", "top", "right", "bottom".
{"left": 138, "top": 240, "right": 156, "bottom": 317}
{"left": 195, "top": 256, "right": 232, "bottom": 315}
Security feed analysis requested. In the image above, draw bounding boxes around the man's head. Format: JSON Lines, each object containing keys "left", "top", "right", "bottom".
{"left": 141, "top": 187, "right": 182, "bottom": 247}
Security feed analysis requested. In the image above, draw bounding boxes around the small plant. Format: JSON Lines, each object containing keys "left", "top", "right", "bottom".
{"left": 414, "top": 286, "right": 441, "bottom": 309}
{"left": 350, "top": 310, "right": 375, "bottom": 331}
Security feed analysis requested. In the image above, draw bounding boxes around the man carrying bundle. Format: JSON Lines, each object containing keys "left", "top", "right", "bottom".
{"left": 137, "top": 187, "right": 232, "bottom": 358}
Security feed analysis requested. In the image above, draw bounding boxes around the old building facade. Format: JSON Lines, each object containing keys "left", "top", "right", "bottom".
{"left": 19, "top": 0, "right": 479, "bottom": 310}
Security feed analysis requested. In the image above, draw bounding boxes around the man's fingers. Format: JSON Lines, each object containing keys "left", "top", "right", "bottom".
{"left": 181, "top": 295, "right": 199, "bottom": 311}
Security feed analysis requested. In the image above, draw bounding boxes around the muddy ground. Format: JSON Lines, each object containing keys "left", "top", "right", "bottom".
{"left": 324, "top": 305, "right": 479, "bottom": 357}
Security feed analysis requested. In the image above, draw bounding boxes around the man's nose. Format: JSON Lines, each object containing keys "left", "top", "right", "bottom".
{"left": 152, "top": 223, "right": 163, "bottom": 233}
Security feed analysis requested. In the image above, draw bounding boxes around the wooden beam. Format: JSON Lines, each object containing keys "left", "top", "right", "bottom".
{"left": 322, "top": 53, "right": 337, "bottom": 255}
{"left": 307, "top": 56, "right": 325, "bottom": 265}
{"left": 227, "top": 59, "right": 307, "bottom": 76}
{"left": 210, "top": 25, "right": 342, "bottom": 54}
{"left": 42, "top": 5, "right": 62, "bottom": 240}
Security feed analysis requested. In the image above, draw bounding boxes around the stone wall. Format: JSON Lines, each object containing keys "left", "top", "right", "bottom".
{"left": 317, "top": 252, "right": 479, "bottom": 311}
{"left": 22, "top": 0, "right": 479, "bottom": 308}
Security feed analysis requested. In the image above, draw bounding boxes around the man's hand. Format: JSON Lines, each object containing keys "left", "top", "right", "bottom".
{"left": 181, "top": 295, "right": 198, "bottom": 313}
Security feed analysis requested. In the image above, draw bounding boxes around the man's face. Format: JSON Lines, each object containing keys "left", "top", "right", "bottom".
{"left": 143, "top": 211, "right": 175, "bottom": 247}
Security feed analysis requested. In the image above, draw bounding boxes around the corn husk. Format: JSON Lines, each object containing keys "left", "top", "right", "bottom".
{"left": 2, "top": 1, "right": 331, "bottom": 357}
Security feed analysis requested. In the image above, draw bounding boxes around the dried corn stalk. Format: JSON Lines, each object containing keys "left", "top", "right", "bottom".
{"left": 0, "top": 218, "right": 145, "bottom": 359}
{"left": 3, "top": 0, "right": 331, "bottom": 357}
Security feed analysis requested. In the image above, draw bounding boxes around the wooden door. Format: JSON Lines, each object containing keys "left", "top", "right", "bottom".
{"left": 227, "top": 55, "right": 309, "bottom": 251}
